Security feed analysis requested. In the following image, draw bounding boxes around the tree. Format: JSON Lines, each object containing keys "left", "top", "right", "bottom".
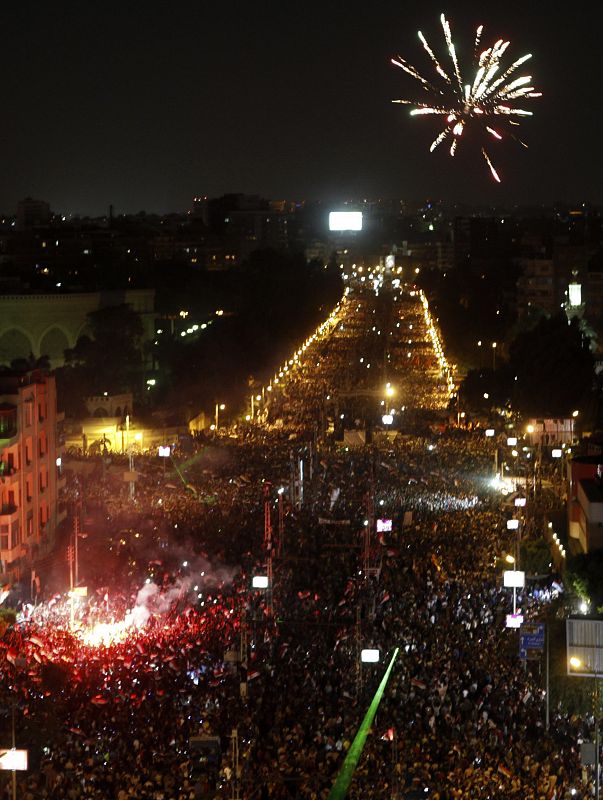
{"left": 58, "top": 304, "right": 144, "bottom": 413}
{"left": 9, "top": 354, "right": 51, "bottom": 372}
{"left": 566, "top": 550, "right": 603, "bottom": 612}
{"left": 520, "top": 538, "right": 552, "bottom": 576}
{"left": 507, "top": 314, "right": 593, "bottom": 416}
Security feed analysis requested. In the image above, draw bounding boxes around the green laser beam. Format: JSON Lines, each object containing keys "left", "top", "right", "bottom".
{"left": 328, "top": 647, "right": 399, "bottom": 800}
{"left": 169, "top": 456, "right": 198, "bottom": 497}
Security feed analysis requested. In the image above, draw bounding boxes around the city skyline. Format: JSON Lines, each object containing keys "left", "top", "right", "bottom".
{"left": 2, "top": 1, "right": 601, "bottom": 214}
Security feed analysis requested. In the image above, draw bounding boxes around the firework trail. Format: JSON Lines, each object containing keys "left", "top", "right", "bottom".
{"left": 391, "top": 14, "right": 541, "bottom": 181}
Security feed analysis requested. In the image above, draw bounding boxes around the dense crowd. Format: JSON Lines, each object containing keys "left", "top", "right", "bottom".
{"left": 0, "top": 284, "right": 589, "bottom": 799}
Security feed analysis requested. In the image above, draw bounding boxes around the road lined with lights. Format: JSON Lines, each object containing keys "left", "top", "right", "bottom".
{"left": 258, "top": 279, "right": 456, "bottom": 436}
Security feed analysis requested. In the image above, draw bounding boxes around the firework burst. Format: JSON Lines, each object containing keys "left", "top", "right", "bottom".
{"left": 391, "top": 14, "right": 541, "bottom": 182}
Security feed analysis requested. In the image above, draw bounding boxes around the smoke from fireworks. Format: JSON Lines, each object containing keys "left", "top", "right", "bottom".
{"left": 391, "top": 14, "right": 541, "bottom": 181}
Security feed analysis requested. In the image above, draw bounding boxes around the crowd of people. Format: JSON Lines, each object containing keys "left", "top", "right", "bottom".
{"left": 0, "top": 282, "right": 590, "bottom": 799}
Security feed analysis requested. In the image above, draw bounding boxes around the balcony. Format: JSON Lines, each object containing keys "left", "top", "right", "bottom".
{"left": 0, "top": 466, "right": 18, "bottom": 486}
{"left": 0, "top": 504, "right": 19, "bottom": 527}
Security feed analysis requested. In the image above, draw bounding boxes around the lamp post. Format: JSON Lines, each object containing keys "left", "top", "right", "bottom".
{"left": 571, "top": 409, "right": 579, "bottom": 443}
{"left": 384, "top": 383, "right": 395, "bottom": 415}
{"left": 506, "top": 518, "right": 521, "bottom": 614}
{"left": 491, "top": 341, "right": 497, "bottom": 371}
{"left": 215, "top": 403, "right": 226, "bottom": 430}
{"left": 569, "top": 655, "right": 599, "bottom": 800}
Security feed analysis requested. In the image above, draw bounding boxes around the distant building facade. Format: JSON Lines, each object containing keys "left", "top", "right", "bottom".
{"left": 0, "top": 289, "right": 156, "bottom": 368}
{"left": 0, "top": 371, "right": 65, "bottom": 581}
{"left": 567, "top": 457, "right": 603, "bottom": 552}
{"left": 16, "top": 197, "right": 51, "bottom": 230}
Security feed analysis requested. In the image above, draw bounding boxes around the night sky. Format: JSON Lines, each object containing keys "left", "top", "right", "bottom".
{"left": 2, "top": 1, "right": 602, "bottom": 214}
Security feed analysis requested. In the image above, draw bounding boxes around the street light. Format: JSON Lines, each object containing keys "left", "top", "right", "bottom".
{"left": 571, "top": 409, "right": 579, "bottom": 443}
{"left": 215, "top": 403, "right": 226, "bottom": 429}
{"left": 492, "top": 341, "right": 497, "bottom": 370}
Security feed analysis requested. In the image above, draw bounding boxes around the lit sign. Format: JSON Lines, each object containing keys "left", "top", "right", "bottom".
{"left": 382, "top": 414, "right": 393, "bottom": 425}
{"left": 506, "top": 519, "right": 520, "bottom": 530}
{"left": 0, "top": 750, "right": 28, "bottom": 771}
{"left": 361, "top": 649, "right": 380, "bottom": 663}
{"left": 252, "top": 576, "right": 269, "bottom": 589}
{"left": 504, "top": 570, "right": 525, "bottom": 588}
{"left": 158, "top": 446, "right": 171, "bottom": 458}
{"left": 506, "top": 614, "right": 524, "bottom": 629}
{"left": 485, "top": 429, "right": 495, "bottom": 437}
{"left": 385, "top": 254, "right": 395, "bottom": 269}
{"left": 568, "top": 283, "right": 582, "bottom": 308}
{"left": 329, "top": 211, "right": 363, "bottom": 231}
{"left": 376, "top": 519, "right": 393, "bottom": 533}
{"left": 552, "top": 449, "right": 562, "bottom": 458}
{"left": 507, "top": 437, "right": 517, "bottom": 446}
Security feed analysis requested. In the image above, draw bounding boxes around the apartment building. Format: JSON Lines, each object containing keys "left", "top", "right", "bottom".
{"left": 0, "top": 370, "right": 65, "bottom": 581}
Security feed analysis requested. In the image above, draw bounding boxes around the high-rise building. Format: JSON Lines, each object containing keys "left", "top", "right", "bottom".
{"left": 0, "top": 370, "right": 65, "bottom": 582}
{"left": 16, "top": 197, "right": 51, "bottom": 230}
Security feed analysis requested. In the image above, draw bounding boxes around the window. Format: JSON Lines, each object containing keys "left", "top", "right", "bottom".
{"left": 26, "top": 511, "right": 33, "bottom": 538}
{"left": 11, "top": 520, "right": 20, "bottom": 547}
{"left": 0, "top": 524, "right": 8, "bottom": 551}
{"left": 25, "top": 403, "right": 32, "bottom": 427}
{"left": 0, "top": 409, "right": 16, "bottom": 437}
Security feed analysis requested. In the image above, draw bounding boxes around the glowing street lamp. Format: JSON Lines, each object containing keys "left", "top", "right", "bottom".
{"left": 570, "top": 410, "right": 579, "bottom": 443}
{"left": 215, "top": 403, "right": 226, "bottom": 429}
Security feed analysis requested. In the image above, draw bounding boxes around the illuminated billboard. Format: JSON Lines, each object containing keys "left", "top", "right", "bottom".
{"left": 503, "top": 570, "right": 525, "bottom": 588}
{"left": 568, "top": 283, "right": 582, "bottom": 307}
{"left": 329, "top": 211, "right": 363, "bottom": 231}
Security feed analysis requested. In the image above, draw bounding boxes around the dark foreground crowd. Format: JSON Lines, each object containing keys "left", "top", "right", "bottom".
{"left": 0, "top": 430, "right": 589, "bottom": 800}
{"left": 0, "top": 287, "right": 590, "bottom": 799}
